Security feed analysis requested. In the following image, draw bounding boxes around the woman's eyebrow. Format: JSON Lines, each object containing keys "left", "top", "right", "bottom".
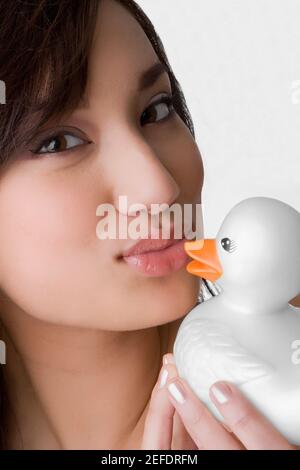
{"left": 138, "top": 62, "right": 169, "bottom": 91}
{"left": 75, "top": 62, "right": 169, "bottom": 111}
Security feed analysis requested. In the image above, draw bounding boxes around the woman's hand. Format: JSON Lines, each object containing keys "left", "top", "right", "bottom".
{"left": 141, "top": 353, "right": 297, "bottom": 450}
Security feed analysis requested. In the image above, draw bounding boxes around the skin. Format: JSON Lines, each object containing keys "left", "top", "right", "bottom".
{"left": 0, "top": 0, "right": 201, "bottom": 449}
{"left": 0, "top": 0, "right": 299, "bottom": 449}
{"left": 143, "top": 353, "right": 299, "bottom": 450}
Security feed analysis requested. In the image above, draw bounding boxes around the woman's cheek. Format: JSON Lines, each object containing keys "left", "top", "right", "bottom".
{"left": 152, "top": 115, "right": 204, "bottom": 202}
{"left": 173, "top": 120, "right": 204, "bottom": 201}
{"left": 0, "top": 171, "right": 110, "bottom": 324}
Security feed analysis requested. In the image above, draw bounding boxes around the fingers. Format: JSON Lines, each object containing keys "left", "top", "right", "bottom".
{"left": 209, "top": 381, "right": 295, "bottom": 450}
{"left": 172, "top": 409, "right": 199, "bottom": 450}
{"left": 164, "top": 367, "right": 243, "bottom": 449}
{"left": 141, "top": 354, "right": 177, "bottom": 450}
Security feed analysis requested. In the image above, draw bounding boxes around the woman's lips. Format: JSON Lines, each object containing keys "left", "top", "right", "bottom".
{"left": 120, "top": 238, "right": 190, "bottom": 277}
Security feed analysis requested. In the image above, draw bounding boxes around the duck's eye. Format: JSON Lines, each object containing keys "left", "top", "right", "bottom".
{"left": 221, "top": 237, "right": 237, "bottom": 253}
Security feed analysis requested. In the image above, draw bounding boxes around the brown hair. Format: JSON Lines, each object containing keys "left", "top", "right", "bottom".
{"left": 0, "top": 0, "right": 196, "bottom": 449}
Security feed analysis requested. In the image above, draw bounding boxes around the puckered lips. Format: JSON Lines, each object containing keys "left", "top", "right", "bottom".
{"left": 184, "top": 239, "right": 223, "bottom": 282}
{"left": 118, "top": 228, "right": 191, "bottom": 277}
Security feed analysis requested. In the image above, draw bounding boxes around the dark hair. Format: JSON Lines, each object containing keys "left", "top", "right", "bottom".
{"left": 0, "top": 0, "right": 203, "bottom": 449}
{"left": 0, "top": 0, "right": 195, "bottom": 168}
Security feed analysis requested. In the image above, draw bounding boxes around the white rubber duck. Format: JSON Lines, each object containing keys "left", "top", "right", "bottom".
{"left": 173, "top": 197, "right": 300, "bottom": 445}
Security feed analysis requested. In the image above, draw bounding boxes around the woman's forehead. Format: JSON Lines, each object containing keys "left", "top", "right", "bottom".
{"left": 89, "top": 0, "right": 158, "bottom": 83}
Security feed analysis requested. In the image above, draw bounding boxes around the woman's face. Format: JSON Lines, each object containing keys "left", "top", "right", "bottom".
{"left": 0, "top": 0, "right": 203, "bottom": 330}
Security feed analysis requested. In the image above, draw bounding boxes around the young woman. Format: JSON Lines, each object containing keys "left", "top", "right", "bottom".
{"left": 0, "top": 0, "right": 299, "bottom": 450}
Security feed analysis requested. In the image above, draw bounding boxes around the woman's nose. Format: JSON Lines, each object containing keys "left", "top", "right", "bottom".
{"left": 110, "top": 132, "right": 180, "bottom": 216}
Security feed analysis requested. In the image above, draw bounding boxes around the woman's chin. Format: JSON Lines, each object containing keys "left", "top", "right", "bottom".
{"left": 130, "top": 271, "right": 200, "bottom": 328}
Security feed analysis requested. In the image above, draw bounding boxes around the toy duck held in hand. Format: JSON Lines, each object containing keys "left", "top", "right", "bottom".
{"left": 173, "top": 197, "right": 300, "bottom": 445}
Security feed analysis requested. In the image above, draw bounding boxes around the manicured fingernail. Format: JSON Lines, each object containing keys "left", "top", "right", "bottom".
{"left": 159, "top": 368, "right": 168, "bottom": 389}
{"left": 163, "top": 354, "right": 175, "bottom": 365}
{"left": 167, "top": 380, "right": 186, "bottom": 404}
{"left": 210, "top": 382, "right": 232, "bottom": 404}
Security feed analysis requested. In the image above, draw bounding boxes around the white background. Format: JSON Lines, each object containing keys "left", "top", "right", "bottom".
{"left": 138, "top": 0, "right": 300, "bottom": 236}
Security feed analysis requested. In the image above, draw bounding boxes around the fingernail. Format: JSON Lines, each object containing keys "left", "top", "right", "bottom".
{"left": 159, "top": 368, "right": 168, "bottom": 389}
{"left": 210, "top": 382, "right": 232, "bottom": 404}
{"left": 163, "top": 354, "right": 175, "bottom": 365}
{"left": 167, "top": 380, "right": 186, "bottom": 404}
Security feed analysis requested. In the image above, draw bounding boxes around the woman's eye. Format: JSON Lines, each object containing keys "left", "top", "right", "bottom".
{"left": 29, "top": 96, "right": 174, "bottom": 156}
{"left": 140, "top": 93, "right": 175, "bottom": 126}
{"left": 30, "top": 133, "right": 90, "bottom": 155}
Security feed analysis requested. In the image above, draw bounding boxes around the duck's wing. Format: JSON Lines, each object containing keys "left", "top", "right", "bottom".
{"left": 174, "top": 318, "right": 274, "bottom": 391}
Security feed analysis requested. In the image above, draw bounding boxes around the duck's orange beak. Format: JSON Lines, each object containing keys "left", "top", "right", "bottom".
{"left": 184, "top": 239, "right": 223, "bottom": 281}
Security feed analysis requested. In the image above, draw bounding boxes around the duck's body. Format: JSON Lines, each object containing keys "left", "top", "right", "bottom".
{"left": 174, "top": 197, "right": 300, "bottom": 445}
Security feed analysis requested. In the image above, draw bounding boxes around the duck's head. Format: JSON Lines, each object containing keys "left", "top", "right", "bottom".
{"left": 185, "top": 197, "right": 300, "bottom": 309}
